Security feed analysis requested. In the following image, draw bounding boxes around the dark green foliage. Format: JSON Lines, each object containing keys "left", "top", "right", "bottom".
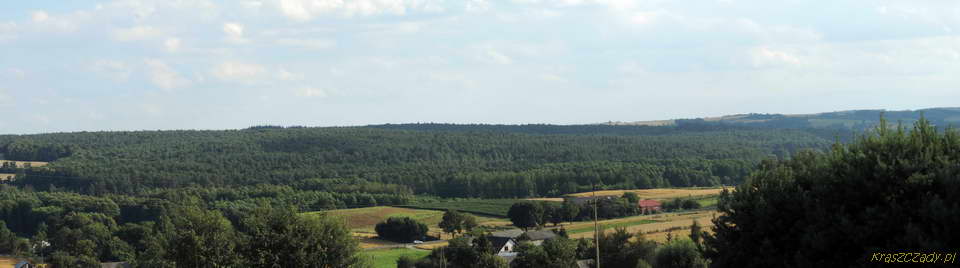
{"left": 1, "top": 126, "right": 829, "bottom": 197}
{"left": 48, "top": 250, "right": 101, "bottom": 268}
{"left": 507, "top": 202, "right": 544, "bottom": 231}
{"left": 592, "top": 228, "right": 658, "bottom": 268}
{"left": 621, "top": 192, "right": 640, "bottom": 205}
{"left": 439, "top": 210, "right": 477, "bottom": 237}
{"left": 414, "top": 236, "right": 506, "bottom": 268}
{"left": 662, "top": 198, "right": 701, "bottom": 211}
{"left": 161, "top": 207, "right": 240, "bottom": 268}
{"left": 375, "top": 217, "right": 429, "bottom": 243}
{"left": 559, "top": 200, "right": 580, "bottom": 223}
{"left": 238, "top": 206, "right": 364, "bottom": 268}
{"left": 397, "top": 255, "right": 417, "bottom": 268}
{"left": 706, "top": 118, "right": 960, "bottom": 267}
{"left": 654, "top": 239, "right": 708, "bottom": 268}
{"left": 0, "top": 220, "right": 29, "bottom": 255}
{"left": 512, "top": 237, "right": 580, "bottom": 268}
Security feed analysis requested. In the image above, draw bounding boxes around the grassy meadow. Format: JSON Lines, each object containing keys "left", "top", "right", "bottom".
{"left": 362, "top": 248, "right": 431, "bottom": 268}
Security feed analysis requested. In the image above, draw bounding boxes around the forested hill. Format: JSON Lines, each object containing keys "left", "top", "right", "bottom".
{"left": 608, "top": 107, "right": 960, "bottom": 131}
{"left": 0, "top": 125, "right": 831, "bottom": 198}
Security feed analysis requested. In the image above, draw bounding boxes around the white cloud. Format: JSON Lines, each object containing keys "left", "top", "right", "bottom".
{"left": 164, "top": 37, "right": 181, "bottom": 52}
{"left": 243, "top": 1, "right": 264, "bottom": 10}
{"left": 0, "top": 88, "right": 12, "bottom": 107}
{"left": 32, "top": 11, "right": 50, "bottom": 23}
{"left": 274, "top": 0, "right": 444, "bottom": 21}
{"left": 6, "top": 68, "right": 26, "bottom": 79}
{"left": 144, "top": 59, "right": 190, "bottom": 89}
{"left": 276, "top": 69, "right": 304, "bottom": 81}
{"left": 467, "top": 0, "right": 490, "bottom": 12}
{"left": 295, "top": 87, "right": 328, "bottom": 98}
{"left": 751, "top": 47, "right": 802, "bottom": 67}
{"left": 275, "top": 38, "right": 335, "bottom": 49}
{"left": 28, "top": 10, "right": 85, "bottom": 32}
{"left": 0, "top": 22, "right": 16, "bottom": 42}
{"left": 113, "top": 26, "right": 161, "bottom": 41}
{"left": 90, "top": 60, "right": 132, "bottom": 82}
{"left": 212, "top": 62, "right": 267, "bottom": 82}
{"left": 540, "top": 73, "right": 567, "bottom": 83}
{"left": 140, "top": 103, "right": 163, "bottom": 117}
{"left": 481, "top": 49, "right": 513, "bottom": 64}
{"left": 223, "top": 22, "right": 248, "bottom": 43}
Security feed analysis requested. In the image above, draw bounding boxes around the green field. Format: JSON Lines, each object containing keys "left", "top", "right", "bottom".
{"left": 362, "top": 248, "right": 431, "bottom": 268}
{"left": 302, "top": 206, "right": 507, "bottom": 234}
{"left": 567, "top": 219, "right": 660, "bottom": 234}
{"left": 401, "top": 199, "right": 523, "bottom": 217}
{"left": 693, "top": 195, "right": 719, "bottom": 208}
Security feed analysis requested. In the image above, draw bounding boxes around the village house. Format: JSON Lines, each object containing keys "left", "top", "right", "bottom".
{"left": 489, "top": 229, "right": 560, "bottom": 256}
{"left": 638, "top": 199, "right": 662, "bottom": 214}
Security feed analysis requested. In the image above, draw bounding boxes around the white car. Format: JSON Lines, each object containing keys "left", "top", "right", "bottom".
{"left": 413, "top": 240, "right": 424, "bottom": 244}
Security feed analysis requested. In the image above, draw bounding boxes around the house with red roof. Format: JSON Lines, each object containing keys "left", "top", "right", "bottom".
{"left": 638, "top": 199, "right": 662, "bottom": 214}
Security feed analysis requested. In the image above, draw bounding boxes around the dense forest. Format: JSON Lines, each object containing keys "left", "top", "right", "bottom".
{"left": 1, "top": 125, "right": 833, "bottom": 198}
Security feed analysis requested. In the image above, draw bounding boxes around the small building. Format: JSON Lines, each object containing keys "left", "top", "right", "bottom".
{"left": 638, "top": 199, "right": 662, "bottom": 214}
{"left": 14, "top": 261, "right": 34, "bottom": 268}
{"left": 521, "top": 230, "right": 558, "bottom": 246}
{"left": 491, "top": 236, "right": 518, "bottom": 255}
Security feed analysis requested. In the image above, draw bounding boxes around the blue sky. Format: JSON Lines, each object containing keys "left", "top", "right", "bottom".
{"left": 1, "top": 0, "right": 959, "bottom": 134}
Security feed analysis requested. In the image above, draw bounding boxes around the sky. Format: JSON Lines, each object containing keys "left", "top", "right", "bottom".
{"left": 1, "top": 0, "right": 959, "bottom": 134}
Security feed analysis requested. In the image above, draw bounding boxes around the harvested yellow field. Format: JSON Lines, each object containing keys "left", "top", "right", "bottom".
{"left": 0, "top": 160, "right": 49, "bottom": 167}
{"left": 565, "top": 187, "right": 726, "bottom": 200}
{"left": 0, "top": 173, "right": 15, "bottom": 181}
{"left": 564, "top": 210, "right": 716, "bottom": 242}
{"left": 0, "top": 257, "right": 24, "bottom": 267}
{"left": 415, "top": 241, "right": 449, "bottom": 250}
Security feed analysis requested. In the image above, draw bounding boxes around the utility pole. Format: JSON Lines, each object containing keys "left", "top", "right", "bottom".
{"left": 593, "top": 183, "right": 601, "bottom": 268}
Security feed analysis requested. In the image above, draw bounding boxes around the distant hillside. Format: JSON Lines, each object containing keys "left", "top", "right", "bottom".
{"left": 607, "top": 107, "right": 960, "bottom": 130}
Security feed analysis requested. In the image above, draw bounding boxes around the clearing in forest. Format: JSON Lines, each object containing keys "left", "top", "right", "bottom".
{"left": 0, "top": 160, "right": 49, "bottom": 167}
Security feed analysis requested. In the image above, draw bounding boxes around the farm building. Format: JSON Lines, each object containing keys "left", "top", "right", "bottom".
{"left": 638, "top": 199, "right": 662, "bottom": 213}
{"left": 489, "top": 229, "right": 560, "bottom": 255}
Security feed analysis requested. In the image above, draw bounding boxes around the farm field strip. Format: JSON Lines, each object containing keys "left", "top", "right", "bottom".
{"left": 0, "top": 160, "right": 49, "bottom": 167}
{"left": 303, "top": 206, "right": 510, "bottom": 248}
{"left": 400, "top": 199, "right": 520, "bottom": 217}
{"left": 565, "top": 210, "right": 716, "bottom": 242}
{"left": 565, "top": 187, "right": 725, "bottom": 199}
{"left": 566, "top": 219, "right": 660, "bottom": 234}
